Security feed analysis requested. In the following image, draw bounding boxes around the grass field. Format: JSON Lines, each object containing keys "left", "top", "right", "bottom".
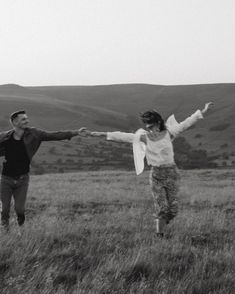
{"left": 0, "top": 169, "right": 234, "bottom": 294}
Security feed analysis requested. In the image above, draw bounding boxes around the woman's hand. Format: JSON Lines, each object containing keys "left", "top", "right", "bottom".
{"left": 201, "top": 102, "right": 214, "bottom": 115}
{"left": 78, "top": 127, "right": 91, "bottom": 137}
{"left": 78, "top": 128, "right": 107, "bottom": 137}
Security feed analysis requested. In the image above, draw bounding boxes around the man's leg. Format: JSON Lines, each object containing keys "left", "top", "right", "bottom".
{"left": 1, "top": 176, "right": 13, "bottom": 229}
{"left": 13, "top": 175, "right": 29, "bottom": 226}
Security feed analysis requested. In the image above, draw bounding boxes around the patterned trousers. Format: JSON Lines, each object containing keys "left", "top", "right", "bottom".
{"left": 149, "top": 165, "right": 180, "bottom": 223}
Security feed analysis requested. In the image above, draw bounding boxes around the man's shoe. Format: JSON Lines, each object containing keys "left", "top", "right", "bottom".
{"left": 17, "top": 213, "right": 25, "bottom": 226}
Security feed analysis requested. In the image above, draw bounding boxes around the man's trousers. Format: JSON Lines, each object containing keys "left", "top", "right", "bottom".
{"left": 1, "top": 174, "right": 29, "bottom": 227}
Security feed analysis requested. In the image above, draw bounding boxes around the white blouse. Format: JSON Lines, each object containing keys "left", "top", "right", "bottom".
{"left": 145, "top": 131, "right": 175, "bottom": 167}
{"left": 107, "top": 110, "right": 203, "bottom": 175}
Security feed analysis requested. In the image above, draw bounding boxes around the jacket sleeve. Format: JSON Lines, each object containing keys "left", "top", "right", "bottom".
{"left": 166, "top": 110, "right": 203, "bottom": 138}
{"left": 0, "top": 130, "right": 11, "bottom": 157}
{"left": 33, "top": 128, "right": 77, "bottom": 141}
{"left": 107, "top": 131, "right": 135, "bottom": 143}
{"left": 0, "top": 146, "right": 5, "bottom": 157}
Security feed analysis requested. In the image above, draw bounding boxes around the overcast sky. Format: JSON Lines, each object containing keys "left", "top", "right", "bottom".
{"left": 0, "top": 0, "right": 234, "bottom": 86}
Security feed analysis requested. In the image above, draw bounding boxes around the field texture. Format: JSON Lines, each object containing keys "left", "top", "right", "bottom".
{"left": 0, "top": 169, "right": 234, "bottom": 294}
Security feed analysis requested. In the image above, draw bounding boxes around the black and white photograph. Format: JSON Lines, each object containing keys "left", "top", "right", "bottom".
{"left": 0, "top": 0, "right": 234, "bottom": 293}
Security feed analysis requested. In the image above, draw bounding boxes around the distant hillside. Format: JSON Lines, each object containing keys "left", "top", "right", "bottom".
{"left": 0, "top": 83, "right": 234, "bottom": 171}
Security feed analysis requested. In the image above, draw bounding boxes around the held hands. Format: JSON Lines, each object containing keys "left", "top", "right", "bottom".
{"left": 78, "top": 127, "right": 91, "bottom": 137}
{"left": 77, "top": 128, "right": 107, "bottom": 137}
{"left": 202, "top": 102, "right": 214, "bottom": 115}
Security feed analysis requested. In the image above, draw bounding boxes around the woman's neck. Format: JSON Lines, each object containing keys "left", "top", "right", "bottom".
{"left": 147, "top": 130, "right": 166, "bottom": 141}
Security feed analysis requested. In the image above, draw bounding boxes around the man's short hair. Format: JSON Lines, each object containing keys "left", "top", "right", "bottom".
{"left": 10, "top": 110, "right": 26, "bottom": 122}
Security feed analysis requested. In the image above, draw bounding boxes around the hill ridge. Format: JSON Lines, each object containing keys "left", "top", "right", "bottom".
{"left": 0, "top": 83, "right": 234, "bottom": 169}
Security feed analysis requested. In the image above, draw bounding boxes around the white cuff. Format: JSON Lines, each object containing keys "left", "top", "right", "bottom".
{"left": 106, "top": 132, "right": 112, "bottom": 140}
{"left": 195, "top": 109, "right": 204, "bottom": 119}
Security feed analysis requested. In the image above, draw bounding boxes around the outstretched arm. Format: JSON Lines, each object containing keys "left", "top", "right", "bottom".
{"left": 166, "top": 102, "right": 214, "bottom": 138}
{"left": 107, "top": 131, "right": 135, "bottom": 143}
{"left": 80, "top": 128, "right": 135, "bottom": 144}
{"left": 91, "top": 131, "right": 107, "bottom": 137}
{"left": 201, "top": 102, "right": 214, "bottom": 116}
{"left": 35, "top": 127, "right": 87, "bottom": 141}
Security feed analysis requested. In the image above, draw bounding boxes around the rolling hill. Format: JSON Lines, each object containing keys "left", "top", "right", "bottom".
{"left": 0, "top": 83, "right": 234, "bottom": 171}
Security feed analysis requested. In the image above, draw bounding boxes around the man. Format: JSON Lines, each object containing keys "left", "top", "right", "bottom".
{"left": 0, "top": 110, "right": 82, "bottom": 230}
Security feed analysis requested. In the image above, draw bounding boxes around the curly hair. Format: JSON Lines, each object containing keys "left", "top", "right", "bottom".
{"left": 140, "top": 110, "right": 166, "bottom": 131}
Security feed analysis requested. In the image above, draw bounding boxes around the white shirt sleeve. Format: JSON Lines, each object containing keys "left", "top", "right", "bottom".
{"left": 107, "top": 129, "right": 147, "bottom": 175}
{"left": 166, "top": 110, "right": 203, "bottom": 138}
{"left": 106, "top": 131, "right": 135, "bottom": 143}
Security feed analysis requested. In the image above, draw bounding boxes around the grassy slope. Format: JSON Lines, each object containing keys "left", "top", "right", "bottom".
{"left": 2, "top": 83, "right": 235, "bottom": 141}
{"left": 0, "top": 169, "right": 234, "bottom": 293}
{"left": 30, "top": 83, "right": 235, "bottom": 154}
{"left": 0, "top": 83, "right": 234, "bottom": 170}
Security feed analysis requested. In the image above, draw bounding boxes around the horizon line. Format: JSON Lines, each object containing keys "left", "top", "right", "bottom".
{"left": 1, "top": 82, "right": 235, "bottom": 88}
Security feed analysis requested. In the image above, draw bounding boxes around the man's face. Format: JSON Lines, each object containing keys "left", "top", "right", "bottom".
{"left": 13, "top": 113, "right": 29, "bottom": 129}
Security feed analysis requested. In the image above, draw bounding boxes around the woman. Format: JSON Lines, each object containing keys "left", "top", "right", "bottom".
{"left": 85, "top": 102, "right": 213, "bottom": 236}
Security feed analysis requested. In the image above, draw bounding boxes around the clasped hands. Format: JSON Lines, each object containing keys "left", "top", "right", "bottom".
{"left": 78, "top": 127, "right": 91, "bottom": 137}
{"left": 78, "top": 128, "right": 104, "bottom": 137}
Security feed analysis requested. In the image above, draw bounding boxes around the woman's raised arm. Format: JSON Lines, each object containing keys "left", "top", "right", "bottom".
{"left": 166, "top": 102, "right": 214, "bottom": 138}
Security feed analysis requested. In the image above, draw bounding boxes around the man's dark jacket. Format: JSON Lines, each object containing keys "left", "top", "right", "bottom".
{"left": 0, "top": 128, "right": 76, "bottom": 161}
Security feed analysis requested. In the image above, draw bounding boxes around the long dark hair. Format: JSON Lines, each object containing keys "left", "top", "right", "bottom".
{"left": 140, "top": 110, "right": 166, "bottom": 131}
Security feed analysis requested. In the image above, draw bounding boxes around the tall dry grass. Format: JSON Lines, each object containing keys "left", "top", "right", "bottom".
{"left": 0, "top": 169, "right": 234, "bottom": 293}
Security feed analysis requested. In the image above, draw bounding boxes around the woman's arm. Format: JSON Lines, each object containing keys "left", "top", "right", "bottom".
{"left": 166, "top": 102, "right": 214, "bottom": 138}
{"left": 80, "top": 128, "right": 146, "bottom": 144}
{"left": 79, "top": 128, "right": 135, "bottom": 143}
{"left": 201, "top": 102, "right": 214, "bottom": 116}
{"left": 97, "top": 131, "right": 135, "bottom": 143}
{"left": 90, "top": 131, "right": 107, "bottom": 137}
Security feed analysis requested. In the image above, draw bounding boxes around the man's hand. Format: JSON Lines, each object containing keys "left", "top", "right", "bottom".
{"left": 78, "top": 127, "right": 91, "bottom": 137}
{"left": 202, "top": 102, "right": 214, "bottom": 115}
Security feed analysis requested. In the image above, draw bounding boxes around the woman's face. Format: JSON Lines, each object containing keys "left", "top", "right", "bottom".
{"left": 145, "top": 123, "right": 160, "bottom": 134}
